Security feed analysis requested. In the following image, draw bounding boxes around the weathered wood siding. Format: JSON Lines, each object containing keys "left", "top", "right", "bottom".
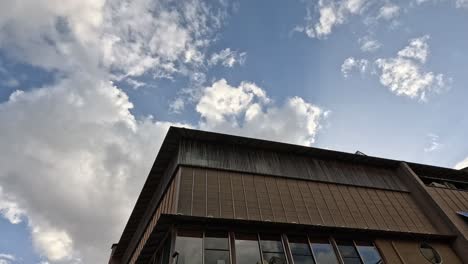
{"left": 128, "top": 171, "right": 179, "bottom": 264}
{"left": 177, "top": 166, "right": 437, "bottom": 234}
{"left": 427, "top": 187, "right": 468, "bottom": 239}
{"left": 178, "top": 140, "right": 407, "bottom": 191}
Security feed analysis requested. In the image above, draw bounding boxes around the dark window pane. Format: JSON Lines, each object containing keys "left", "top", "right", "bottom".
{"left": 205, "top": 232, "right": 229, "bottom": 250}
{"left": 205, "top": 249, "right": 231, "bottom": 264}
{"left": 288, "top": 236, "right": 312, "bottom": 256}
{"left": 235, "top": 233, "right": 261, "bottom": 264}
{"left": 260, "top": 234, "right": 284, "bottom": 253}
{"left": 355, "top": 242, "right": 382, "bottom": 264}
{"left": 336, "top": 241, "right": 360, "bottom": 258}
{"left": 310, "top": 239, "right": 339, "bottom": 264}
{"left": 342, "top": 259, "right": 362, "bottom": 264}
{"left": 292, "top": 255, "right": 316, "bottom": 264}
{"left": 175, "top": 230, "right": 203, "bottom": 264}
{"left": 420, "top": 243, "right": 441, "bottom": 264}
{"left": 263, "top": 252, "right": 287, "bottom": 264}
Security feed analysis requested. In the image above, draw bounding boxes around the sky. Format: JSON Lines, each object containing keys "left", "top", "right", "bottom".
{"left": 0, "top": 0, "right": 467, "bottom": 263}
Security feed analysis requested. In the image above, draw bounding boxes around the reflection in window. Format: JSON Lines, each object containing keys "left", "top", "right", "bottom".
{"left": 420, "top": 243, "right": 442, "bottom": 264}
{"left": 310, "top": 238, "right": 339, "bottom": 264}
{"left": 288, "top": 236, "right": 315, "bottom": 264}
{"left": 205, "top": 232, "right": 230, "bottom": 264}
{"left": 336, "top": 240, "right": 362, "bottom": 264}
{"left": 260, "top": 234, "right": 287, "bottom": 264}
{"left": 355, "top": 241, "right": 382, "bottom": 264}
{"left": 175, "top": 230, "right": 203, "bottom": 264}
{"left": 235, "top": 233, "right": 262, "bottom": 264}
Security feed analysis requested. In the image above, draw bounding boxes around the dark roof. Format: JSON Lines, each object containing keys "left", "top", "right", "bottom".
{"left": 112, "top": 126, "right": 468, "bottom": 259}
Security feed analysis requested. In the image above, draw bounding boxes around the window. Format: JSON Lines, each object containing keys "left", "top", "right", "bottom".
{"left": 310, "top": 238, "right": 339, "bottom": 264}
{"left": 205, "top": 232, "right": 231, "bottom": 264}
{"left": 420, "top": 243, "right": 442, "bottom": 264}
{"left": 355, "top": 241, "right": 382, "bottom": 264}
{"left": 288, "top": 236, "right": 315, "bottom": 264}
{"left": 235, "top": 233, "right": 262, "bottom": 264}
{"left": 260, "top": 234, "right": 287, "bottom": 264}
{"left": 336, "top": 240, "right": 362, "bottom": 264}
{"left": 175, "top": 230, "right": 203, "bottom": 264}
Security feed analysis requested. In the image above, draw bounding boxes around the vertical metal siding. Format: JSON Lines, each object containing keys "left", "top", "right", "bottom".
{"left": 179, "top": 140, "right": 407, "bottom": 191}
{"left": 177, "top": 166, "right": 438, "bottom": 235}
{"left": 427, "top": 187, "right": 468, "bottom": 238}
{"left": 129, "top": 174, "right": 178, "bottom": 264}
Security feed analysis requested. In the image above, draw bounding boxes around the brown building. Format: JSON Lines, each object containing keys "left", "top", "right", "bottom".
{"left": 109, "top": 127, "right": 468, "bottom": 264}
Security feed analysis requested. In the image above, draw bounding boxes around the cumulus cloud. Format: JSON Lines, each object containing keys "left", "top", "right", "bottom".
{"left": 455, "top": 157, "right": 468, "bottom": 170}
{"left": 341, "top": 57, "right": 369, "bottom": 78}
{"left": 0, "top": 253, "right": 16, "bottom": 264}
{"left": 0, "top": 0, "right": 225, "bottom": 81}
{"left": 359, "top": 36, "right": 381, "bottom": 52}
{"left": 456, "top": 0, "right": 468, "bottom": 8}
{"left": 197, "top": 79, "right": 327, "bottom": 146}
{"left": 375, "top": 35, "right": 448, "bottom": 100}
{"left": 298, "top": 0, "right": 369, "bottom": 39}
{"left": 208, "top": 48, "right": 247, "bottom": 67}
{"left": 0, "top": 1, "right": 328, "bottom": 264}
{"left": 377, "top": 3, "right": 400, "bottom": 20}
{"left": 0, "top": 73, "right": 190, "bottom": 263}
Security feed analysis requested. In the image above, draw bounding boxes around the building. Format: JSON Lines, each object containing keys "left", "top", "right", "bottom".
{"left": 109, "top": 127, "right": 468, "bottom": 264}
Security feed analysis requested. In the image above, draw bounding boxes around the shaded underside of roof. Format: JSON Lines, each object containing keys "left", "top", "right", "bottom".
{"left": 112, "top": 126, "right": 468, "bottom": 259}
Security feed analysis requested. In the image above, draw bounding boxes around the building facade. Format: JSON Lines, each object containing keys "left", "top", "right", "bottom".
{"left": 109, "top": 127, "right": 468, "bottom": 264}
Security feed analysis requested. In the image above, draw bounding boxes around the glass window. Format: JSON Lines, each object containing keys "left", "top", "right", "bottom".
{"left": 355, "top": 241, "right": 382, "bottom": 264}
{"left": 260, "top": 234, "right": 287, "bottom": 264}
{"left": 288, "top": 236, "right": 315, "bottom": 264}
{"left": 310, "top": 238, "right": 339, "bottom": 264}
{"left": 235, "top": 233, "right": 262, "bottom": 264}
{"left": 175, "top": 230, "right": 203, "bottom": 264}
{"left": 336, "top": 240, "right": 362, "bottom": 264}
{"left": 420, "top": 243, "right": 442, "bottom": 264}
{"left": 205, "top": 232, "right": 230, "bottom": 264}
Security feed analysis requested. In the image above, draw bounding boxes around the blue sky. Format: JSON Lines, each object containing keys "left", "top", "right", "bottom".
{"left": 0, "top": 0, "right": 467, "bottom": 263}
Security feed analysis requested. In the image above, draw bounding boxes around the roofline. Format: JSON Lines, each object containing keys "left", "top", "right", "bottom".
{"left": 112, "top": 126, "right": 468, "bottom": 259}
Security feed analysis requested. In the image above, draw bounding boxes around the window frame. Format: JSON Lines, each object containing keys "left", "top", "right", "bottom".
{"left": 171, "top": 228, "right": 387, "bottom": 264}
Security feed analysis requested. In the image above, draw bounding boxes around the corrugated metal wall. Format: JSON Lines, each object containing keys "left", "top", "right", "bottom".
{"left": 177, "top": 166, "right": 437, "bottom": 234}
{"left": 427, "top": 187, "right": 468, "bottom": 239}
{"left": 178, "top": 140, "right": 407, "bottom": 191}
{"left": 129, "top": 172, "right": 178, "bottom": 264}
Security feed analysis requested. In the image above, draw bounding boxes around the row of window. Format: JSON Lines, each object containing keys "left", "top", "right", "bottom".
{"left": 172, "top": 230, "right": 383, "bottom": 264}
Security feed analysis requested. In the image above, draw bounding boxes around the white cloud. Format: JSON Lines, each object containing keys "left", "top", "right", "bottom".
{"left": 0, "top": 0, "right": 225, "bottom": 81}
{"left": 359, "top": 36, "right": 381, "bottom": 52}
{"left": 197, "top": 79, "right": 327, "bottom": 146}
{"left": 169, "top": 98, "right": 185, "bottom": 113}
{"left": 0, "top": 254, "right": 16, "bottom": 264}
{"left": 341, "top": 57, "right": 369, "bottom": 78}
{"left": 375, "top": 35, "right": 447, "bottom": 100}
{"left": 377, "top": 3, "right": 400, "bottom": 20}
{"left": 298, "top": 0, "right": 370, "bottom": 39}
{"left": 208, "top": 48, "right": 247, "bottom": 67}
{"left": 0, "top": 73, "right": 190, "bottom": 263}
{"left": 424, "top": 133, "right": 442, "bottom": 152}
{"left": 398, "top": 35, "right": 430, "bottom": 63}
{"left": 455, "top": 157, "right": 468, "bottom": 170}
{"left": 456, "top": 0, "right": 468, "bottom": 8}
{"left": 0, "top": 1, "right": 328, "bottom": 264}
